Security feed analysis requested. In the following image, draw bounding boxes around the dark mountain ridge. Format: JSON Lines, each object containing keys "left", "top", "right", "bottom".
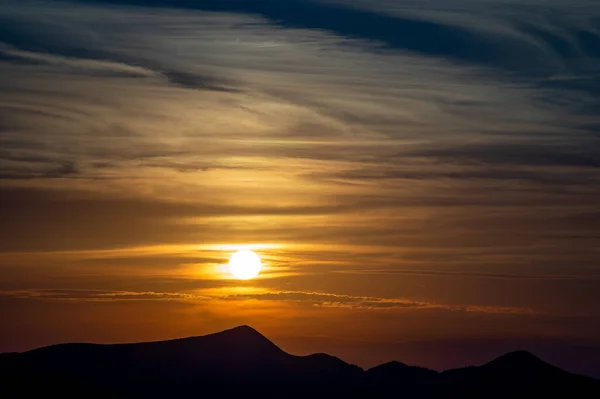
{"left": 1, "top": 326, "right": 598, "bottom": 398}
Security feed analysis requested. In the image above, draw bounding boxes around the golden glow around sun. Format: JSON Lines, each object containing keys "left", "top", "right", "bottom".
{"left": 229, "top": 250, "right": 262, "bottom": 280}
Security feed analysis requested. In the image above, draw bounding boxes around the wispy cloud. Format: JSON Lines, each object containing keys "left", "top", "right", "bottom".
{"left": 0, "top": 288, "right": 534, "bottom": 315}
{"left": 0, "top": 289, "right": 208, "bottom": 301}
{"left": 0, "top": 41, "right": 157, "bottom": 78}
{"left": 215, "top": 290, "right": 535, "bottom": 314}
{"left": 333, "top": 269, "right": 600, "bottom": 281}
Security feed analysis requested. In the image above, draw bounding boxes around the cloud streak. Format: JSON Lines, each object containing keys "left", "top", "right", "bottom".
{"left": 0, "top": 288, "right": 535, "bottom": 315}
{"left": 0, "top": 289, "right": 207, "bottom": 301}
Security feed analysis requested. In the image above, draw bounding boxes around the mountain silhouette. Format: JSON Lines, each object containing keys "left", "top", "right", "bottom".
{"left": 367, "top": 360, "right": 438, "bottom": 382}
{"left": 439, "top": 350, "right": 599, "bottom": 398}
{"left": 1, "top": 326, "right": 598, "bottom": 398}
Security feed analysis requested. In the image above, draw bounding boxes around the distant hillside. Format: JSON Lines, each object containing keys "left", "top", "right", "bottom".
{"left": 1, "top": 326, "right": 598, "bottom": 398}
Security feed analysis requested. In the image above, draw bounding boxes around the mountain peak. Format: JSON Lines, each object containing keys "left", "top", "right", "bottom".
{"left": 367, "top": 360, "right": 438, "bottom": 384}
{"left": 226, "top": 325, "right": 260, "bottom": 334}
{"left": 481, "top": 350, "right": 563, "bottom": 375}
{"left": 216, "top": 325, "right": 269, "bottom": 340}
{"left": 367, "top": 360, "right": 411, "bottom": 373}
{"left": 487, "top": 350, "right": 544, "bottom": 366}
{"left": 206, "top": 325, "right": 283, "bottom": 353}
{"left": 381, "top": 360, "right": 410, "bottom": 368}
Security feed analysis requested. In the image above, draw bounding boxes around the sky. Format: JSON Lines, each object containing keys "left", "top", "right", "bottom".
{"left": 1, "top": 0, "right": 600, "bottom": 376}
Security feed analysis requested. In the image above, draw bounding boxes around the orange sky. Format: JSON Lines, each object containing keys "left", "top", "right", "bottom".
{"left": 1, "top": 0, "right": 600, "bottom": 377}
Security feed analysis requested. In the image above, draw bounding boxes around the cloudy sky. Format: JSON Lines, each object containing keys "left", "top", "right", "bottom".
{"left": 1, "top": 0, "right": 599, "bottom": 375}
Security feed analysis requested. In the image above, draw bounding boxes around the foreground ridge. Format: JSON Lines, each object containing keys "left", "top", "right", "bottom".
{"left": 1, "top": 326, "right": 598, "bottom": 398}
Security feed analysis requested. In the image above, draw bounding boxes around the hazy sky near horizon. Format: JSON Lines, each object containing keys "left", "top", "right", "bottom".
{"left": 1, "top": 0, "right": 600, "bottom": 374}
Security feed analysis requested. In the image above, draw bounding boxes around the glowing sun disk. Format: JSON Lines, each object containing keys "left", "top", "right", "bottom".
{"left": 229, "top": 250, "right": 262, "bottom": 280}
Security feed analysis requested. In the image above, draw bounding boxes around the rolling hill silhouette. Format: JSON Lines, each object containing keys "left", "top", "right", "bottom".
{"left": 1, "top": 326, "right": 598, "bottom": 398}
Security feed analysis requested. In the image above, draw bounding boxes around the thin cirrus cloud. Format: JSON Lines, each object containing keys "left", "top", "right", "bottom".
{"left": 0, "top": 288, "right": 535, "bottom": 315}
{"left": 0, "top": 0, "right": 597, "bottom": 190}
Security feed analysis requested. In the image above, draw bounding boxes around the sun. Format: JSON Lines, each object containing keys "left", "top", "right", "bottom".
{"left": 229, "top": 250, "right": 262, "bottom": 280}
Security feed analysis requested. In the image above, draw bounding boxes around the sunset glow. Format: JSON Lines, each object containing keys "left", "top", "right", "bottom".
{"left": 1, "top": 0, "right": 599, "bottom": 379}
{"left": 229, "top": 250, "right": 263, "bottom": 280}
